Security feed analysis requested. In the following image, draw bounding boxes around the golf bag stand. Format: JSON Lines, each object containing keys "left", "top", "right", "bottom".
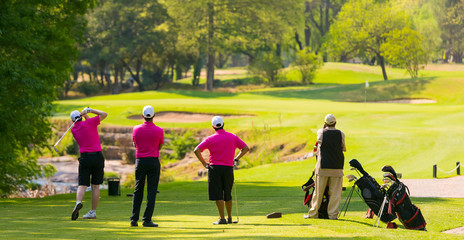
{"left": 383, "top": 165, "right": 427, "bottom": 231}
{"left": 302, "top": 171, "right": 329, "bottom": 219}
{"left": 349, "top": 159, "right": 397, "bottom": 223}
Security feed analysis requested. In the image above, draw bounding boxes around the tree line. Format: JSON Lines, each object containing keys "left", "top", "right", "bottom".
{"left": 63, "top": 0, "right": 464, "bottom": 98}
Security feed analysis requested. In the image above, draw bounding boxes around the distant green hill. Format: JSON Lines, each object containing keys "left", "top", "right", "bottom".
{"left": 54, "top": 63, "right": 464, "bottom": 179}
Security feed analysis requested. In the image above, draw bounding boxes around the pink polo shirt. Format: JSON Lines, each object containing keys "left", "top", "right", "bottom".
{"left": 71, "top": 116, "right": 102, "bottom": 153}
{"left": 133, "top": 122, "right": 164, "bottom": 158}
{"left": 197, "top": 129, "right": 247, "bottom": 166}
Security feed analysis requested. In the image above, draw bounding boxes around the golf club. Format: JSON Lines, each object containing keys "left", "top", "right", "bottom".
{"left": 53, "top": 118, "right": 80, "bottom": 152}
{"left": 381, "top": 165, "right": 398, "bottom": 179}
{"left": 232, "top": 182, "right": 239, "bottom": 224}
{"left": 374, "top": 195, "right": 388, "bottom": 228}
{"left": 349, "top": 159, "right": 368, "bottom": 176}
{"left": 346, "top": 174, "right": 358, "bottom": 182}
{"left": 383, "top": 172, "right": 397, "bottom": 182}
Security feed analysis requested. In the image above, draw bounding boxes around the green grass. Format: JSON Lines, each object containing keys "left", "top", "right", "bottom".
{"left": 53, "top": 62, "right": 464, "bottom": 178}
{"left": 1, "top": 160, "right": 464, "bottom": 239}
{"left": 5, "top": 62, "right": 464, "bottom": 239}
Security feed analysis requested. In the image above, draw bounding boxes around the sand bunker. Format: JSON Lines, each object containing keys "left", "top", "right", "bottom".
{"left": 128, "top": 111, "right": 251, "bottom": 123}
{"left": 374, "top": 98, "right": 436, "bottom": 104}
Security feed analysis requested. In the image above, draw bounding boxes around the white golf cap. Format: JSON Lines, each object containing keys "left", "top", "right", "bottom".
{"left": 325, "top": 114, "right": 336, "bottom": 125}
{"left": 70, "top": 110, "right": 81, "bottom": 122}
{"left": 143, "top": 105, "right": 155, "bottom": 118}
{"left": 212, "top": 116, "right": 224, "bottom": 128}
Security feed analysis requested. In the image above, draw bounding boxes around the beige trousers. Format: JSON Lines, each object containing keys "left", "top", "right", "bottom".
{"left": 307, "top": 174, "right": 343, "bottom": 219}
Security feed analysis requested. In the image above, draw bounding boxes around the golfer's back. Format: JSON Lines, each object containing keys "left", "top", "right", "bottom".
{"left": 133, "top": 122, "right": 164, "bottom": 158}
{"left": 199, "top": 129, "right": 246, "bottom": 166}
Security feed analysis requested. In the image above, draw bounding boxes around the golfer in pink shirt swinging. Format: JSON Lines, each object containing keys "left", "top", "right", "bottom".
{"left": 194, "top": 116, "right": 249, "bottom": 225}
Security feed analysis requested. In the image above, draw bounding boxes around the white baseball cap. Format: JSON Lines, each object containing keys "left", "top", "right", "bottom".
{"left": 212, "top": 116, "right": 224, "bottom": 128}
{"left": 70, "top": 110, "right": 81, "bottom": 122}
{"left": 325, "top": 114, "right": 336, "bottom": 125}
{"left": 143, "top": 105, "right": 155, "bottom": 118}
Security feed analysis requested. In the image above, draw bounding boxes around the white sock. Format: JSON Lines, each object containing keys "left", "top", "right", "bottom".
{"left": 76, "top": 200, "right": 82, "bottom": 205}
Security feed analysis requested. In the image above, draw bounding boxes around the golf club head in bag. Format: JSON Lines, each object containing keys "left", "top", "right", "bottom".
{"left": 381, "top": 165, "right": 398, "bottom": 179}
{"left": 346, "top": 174, "right": 358, "bottom": 182}
{"left": 383, "top": 166, "right": 427, "bottom": 230}
{"left": 349, "top": 159, "right": 369, "bottom": 176}
{"left": 383, "top": 172, "right": 397, "bottom": 182}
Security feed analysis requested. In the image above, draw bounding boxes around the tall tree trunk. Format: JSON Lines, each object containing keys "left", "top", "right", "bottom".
{"left": 377, "top": 54, "right": 388, "bottom": 81}
{"left": 135, "top": 58, "right": 144, "bottom": 91}
{"left": 113, "top": 65, "right": 120, "bottom": 94}
{"left": 206, "top": 2, "right": 215, "bottom": 91}
{"left": 304, "top": 1, "right": 311, "bottom": 48}
{"left": 295, "top": 32, "right": 303, "bottom": 51}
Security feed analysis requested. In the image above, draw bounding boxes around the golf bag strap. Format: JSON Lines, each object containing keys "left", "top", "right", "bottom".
{"left": 388, "top": 189, "right": 399, "bottom": 215}
{"left": 403, "top": 207, "right": 420, "bottom": 224}
{"left": 396, "top": 189, "right": 407, "bottom": 205}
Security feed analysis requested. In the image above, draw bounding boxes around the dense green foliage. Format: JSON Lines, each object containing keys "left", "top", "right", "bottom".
{"left": 0, "top": 0, "right": 95, "bottom": 194}
{"left": 293, "top": 50, "right": 323, "bottom": 83}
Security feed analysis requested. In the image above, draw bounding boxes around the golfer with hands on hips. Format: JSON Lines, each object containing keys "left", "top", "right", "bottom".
{"left": 130, "top": 105, "right": 164, "bottom": 227}
{"left": 70, "top": 107, "right": 107, "bottom": 220}
{"left": 194, "top": 116, "right": 249, "bottom": 225}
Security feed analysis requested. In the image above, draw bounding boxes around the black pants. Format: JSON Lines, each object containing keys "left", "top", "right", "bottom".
{"left": 131, "top": 157, "right": 160, "bottom": 223}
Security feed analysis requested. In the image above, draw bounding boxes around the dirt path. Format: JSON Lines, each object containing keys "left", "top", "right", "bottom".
{"left": 401, "top": 176, "right": 464, "bottom": 198}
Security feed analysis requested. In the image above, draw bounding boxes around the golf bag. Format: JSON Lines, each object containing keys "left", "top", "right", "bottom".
{"left": 382, "top": 166, "right": 427, "bottom": 230}
{"left": 349, "top": 159, "right": 397, "bottom": 223}
{"left": 302, "top": 171, "right": 329, "bottom": 219}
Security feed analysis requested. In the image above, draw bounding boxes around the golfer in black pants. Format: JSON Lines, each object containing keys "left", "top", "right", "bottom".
{"left": 130, "top": 106, "right": 164, "bottom": 227}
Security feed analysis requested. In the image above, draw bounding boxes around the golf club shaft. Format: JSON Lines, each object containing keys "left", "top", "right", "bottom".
{"left": 374, "top": 195, "right": 387, "bottom": 227}
{"left": 233, "top": 181, "right": 239, "bottom": 223}
{"left": 53, "top": 120, "right": 77, "bottom": 148}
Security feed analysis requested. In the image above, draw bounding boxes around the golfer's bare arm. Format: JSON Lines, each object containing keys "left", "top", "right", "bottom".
{"left": 81, "top": 108, "right": 107, "bottom": 121}
{"left": 93, "top": 109, "right": 107, "bottom": 121}
{"left": 235, "top": 145, "right": 249, "bottom": 160}
{"left": 194, "top": 147, "right": 208, "bottom": 168}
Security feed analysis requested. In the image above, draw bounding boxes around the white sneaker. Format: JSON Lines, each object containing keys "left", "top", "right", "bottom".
{"left": 83, "top": 210, "right": 96, "bottom": 219}
{"left": 303, "top": 214, "right": 310, "bottom": 219}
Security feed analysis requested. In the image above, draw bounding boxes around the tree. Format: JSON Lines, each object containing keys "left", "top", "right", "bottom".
{"left": 0, "top": 0, "right": 95, "bottom": 194}
{"left": 165, "top": 0, "right": 302, "bottom": 90}
{"left": 327, "top": 0, "right": 414, "bottom": 80}
{"left": 294, "top": 50, "right": 324, "bottom": 84}
{"left": 82, "top": 0, "right": 169, "bottom": 93}
{"left": 381, "top": 28, "right": 428, "bottom": 78}
{"left": 296, "top": 0, "right": 347, "bottom": 55}
{"left": 436, "top": 0, "right": 464, "bottom": 63}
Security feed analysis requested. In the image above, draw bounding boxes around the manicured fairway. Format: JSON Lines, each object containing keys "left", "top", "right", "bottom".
{"left": 53, "top": 63, "right": 464, "bottom": 179}
{"left": 1, "top": 160, "right": 464, "bottom": 239}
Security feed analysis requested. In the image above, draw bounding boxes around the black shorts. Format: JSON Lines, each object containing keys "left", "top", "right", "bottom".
{"left": 78, "top": 151, "right": 105, "bottom": 186}
{"left": 208, "top": 165, "right": 234, "bottom": 201}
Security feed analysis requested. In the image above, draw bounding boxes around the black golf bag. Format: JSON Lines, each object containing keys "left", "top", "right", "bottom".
{"left": 302, "top": 171, "right": 329, "bottom": 219}
{"left": 382, "top": 166, "right": 427, "bottom": 230}
{"left": 349, "top": 159, "right": 397, "bottom": 223}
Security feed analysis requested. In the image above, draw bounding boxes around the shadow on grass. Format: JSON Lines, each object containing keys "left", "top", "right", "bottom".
{"left": 252, "top": 77, "right": 435, "bottom": 102}
{"left": 0, "top": 181, "right": 448, "bottom": 239}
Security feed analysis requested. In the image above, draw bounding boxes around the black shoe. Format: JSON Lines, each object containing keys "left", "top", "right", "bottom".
{"left": 142, "top": 221, "right": 158, "bottom": 227}
{"left": 131, "top": 221, "right": 138, "bottom": 227}
{"left": 213, "top": 218, "right": 227, "bottom": 225}
{"left": 228, "top": 217, "right": 233, "bottom": 224}
{"left": 71, "top": 203, "right": 83, "bottom": 221}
